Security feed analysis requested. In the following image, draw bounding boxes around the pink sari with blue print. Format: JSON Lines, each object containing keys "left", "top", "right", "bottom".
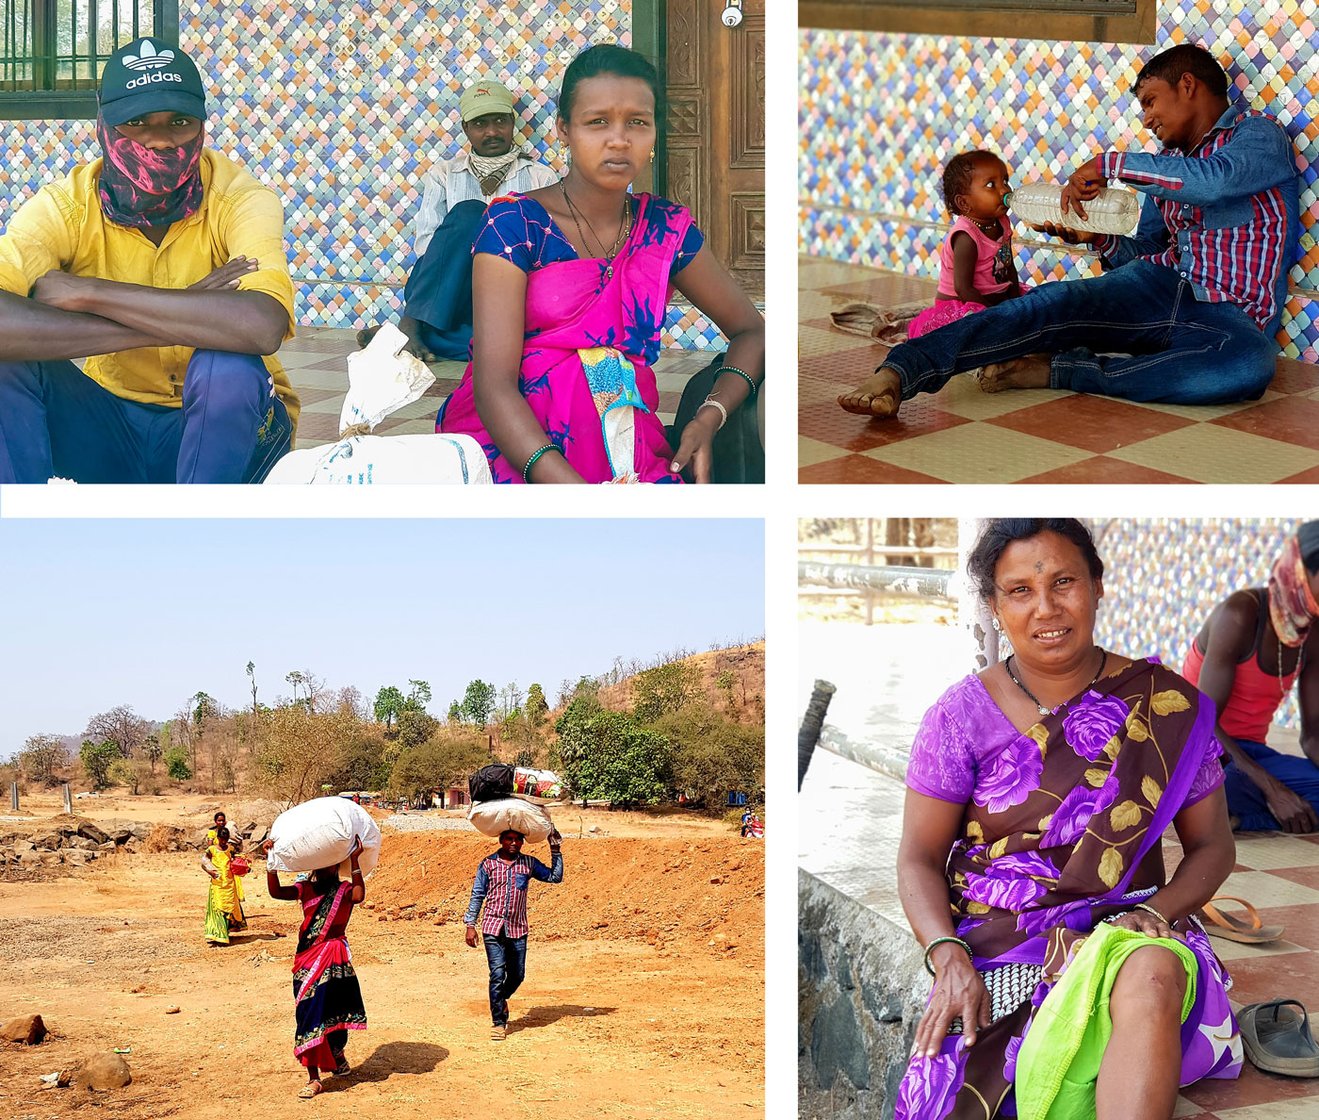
{"left": 437, "top": 192, "right": 692, "bottom": 484}
{"left": 898, "top": 658, "right": 1241, "bottom": 1119}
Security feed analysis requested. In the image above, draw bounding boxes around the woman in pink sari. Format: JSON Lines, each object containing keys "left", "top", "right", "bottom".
{"left": 263, "top": 836, "right": 367, "bottom": 1099}
{"left": 437, "top": 44, "right": 764, "bottom": 483}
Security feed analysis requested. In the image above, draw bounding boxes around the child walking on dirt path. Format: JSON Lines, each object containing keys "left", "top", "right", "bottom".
{"left": 464, "top": 827, "right": 564, "bottom": 1041}
{"left": 262, "top": 836, "right": 368, "bottom": 1098}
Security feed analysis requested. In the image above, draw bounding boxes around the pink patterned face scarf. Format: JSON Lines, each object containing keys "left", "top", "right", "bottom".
{"left": 96, "top": 115, "right": 205, "bottom": 230}
{"left": 1269, "top": 534, "right": 1319, "bottom": 648}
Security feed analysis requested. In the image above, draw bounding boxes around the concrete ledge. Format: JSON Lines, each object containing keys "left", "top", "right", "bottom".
{"left": 799, "top": 868, "right": 928, "bottom": 1120}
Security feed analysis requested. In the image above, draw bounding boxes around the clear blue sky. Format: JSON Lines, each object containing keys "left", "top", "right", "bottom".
{"left": 0, "top": 519, "right": 764, "bottom": 757}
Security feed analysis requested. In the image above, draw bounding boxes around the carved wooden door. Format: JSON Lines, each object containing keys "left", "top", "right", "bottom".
{"left": 663, "top": 0, "right": 765, "bottom": 300}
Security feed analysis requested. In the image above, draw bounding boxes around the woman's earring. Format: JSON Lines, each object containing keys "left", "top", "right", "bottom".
{"left": 991, "top": 617, "right": 1001, "bottom": 633}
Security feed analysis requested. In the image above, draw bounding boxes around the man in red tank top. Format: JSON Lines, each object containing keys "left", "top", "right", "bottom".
{"left": 1182, "top": 522, "right": 1319, "bottom": 833}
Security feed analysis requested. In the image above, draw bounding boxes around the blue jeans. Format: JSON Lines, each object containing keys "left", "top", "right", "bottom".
{"left": 884, "top": 260, "right": 1276, "bottom": 405}
{"left": 483, "top": 931, "right": 527, "bottom": 1026}
{"left": 1223, "top": 739, "right": 1319, "bottom": 832}
{"left": 0, "top": 349, "right": 291, "bottom": 483}
{"left": 403, "top": 198, "right": 486, "bottom": 362}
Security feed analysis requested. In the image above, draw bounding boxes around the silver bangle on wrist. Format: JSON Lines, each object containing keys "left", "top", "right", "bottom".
{"left": 697, "top": 397, "right": 728, "bottom": 430}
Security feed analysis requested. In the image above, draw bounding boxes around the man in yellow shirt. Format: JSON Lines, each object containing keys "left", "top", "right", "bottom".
{"left": 0, "top": 37, "right": 299, "bottom": 483}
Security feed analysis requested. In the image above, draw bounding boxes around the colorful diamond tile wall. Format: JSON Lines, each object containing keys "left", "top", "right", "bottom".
{"left": 1084, "top": 518, "right": 1304, "bottom": 728}
{"left": 800, "top": 5, "right": 1319, "bottom": 361}
{"left": 0, "top": 1, "right": 723, "bottom": 350}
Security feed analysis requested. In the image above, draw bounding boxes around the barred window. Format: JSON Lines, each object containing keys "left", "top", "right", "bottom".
{"left": 799, "top": 0, "right": 1156, "bottom": 44}
{"left": 0, "top": 0, "right": 178, "bottom": 119}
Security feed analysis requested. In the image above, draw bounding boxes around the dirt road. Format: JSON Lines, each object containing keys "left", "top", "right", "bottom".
{"left": 0, "top": 798, "right": 764, "bottom": 1120}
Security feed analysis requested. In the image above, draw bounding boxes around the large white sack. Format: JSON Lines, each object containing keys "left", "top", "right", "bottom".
{"left": 267, "top": 797, "right": 382, "bottom": 878}
{"left": 468, "top": 797, "right": 554, "bottom": 842}
{"left": 263, "top": 323, "right": 492, "bottom": 485}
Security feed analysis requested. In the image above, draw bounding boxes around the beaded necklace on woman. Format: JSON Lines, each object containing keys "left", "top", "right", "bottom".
{"left": 559, "top": 182, "right": 632, "bottom": 280}
{"left": 1004, "top": 648, "right": 1108, "bottom": 718}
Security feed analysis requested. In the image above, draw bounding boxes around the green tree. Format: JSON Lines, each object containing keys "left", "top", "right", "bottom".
{"left": 525, "top": 683, "right": 549, "bottom": 728}
{"left": 253, "top": 706, "right": 363, "bottom": 806}
{"left": 328, "top": 732, "right": 391, "bottom": 792}
{"left": 447, "top": 699, "right": 462, "bottom": 722}
{"left": 554, "top": 702, "right": 671, "bottom": 805}
{"left": 108, "top": 758, "right": 150, "bottom": 795}
{"left": 632, "top": 660, "right": 697, "bottom": 723}
{"left": 141, "top": 732, "right": 163, "bottom": 774}
{"left": 387, "top": 734, "right": 489, "bottom": 802}
{"left": 164, "top": 744, "right": 192, "bottom": 781}
{"left": 514, "top": 747, "right": 536, "bottom": 769}
{"left": 397, "top": 707, "right": 440, "bottom": 750}
{"left": 18, "top": 734, "right": 68, "bottom": 785}
{"left": 461, "top": 679, "right": 496, "bottom": 727}
{"left": 80, "top": 740, "right": 120, "bottom": 791}
{"left": 716, "top": 669, "right": 737, "bottom": 712}
{"left": 653, "top": 708, "right": 764, "bottom": 807}
{"left": 246, "top": 660, "right": 260, "bottom": 719}
{"left": 374, "top": 685, "right": 407, "bottom": 733}
{"left": 407, "top": 680, "right": 432, "bottom": 707}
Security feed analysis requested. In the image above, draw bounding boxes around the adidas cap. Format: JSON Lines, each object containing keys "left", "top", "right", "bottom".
{"left": 459, "top": 79, "right": 515, "bottom": 122}
{"left": 98, "top": 37, "right": 205, "bottom": 127}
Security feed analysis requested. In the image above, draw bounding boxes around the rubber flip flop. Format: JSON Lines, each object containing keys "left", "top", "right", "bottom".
{"left": 1239, "top": 1000, "right": 1319, "bottom": 1077}
{"left": 1197, "top": 896, "right": 1284, "bottom": 944}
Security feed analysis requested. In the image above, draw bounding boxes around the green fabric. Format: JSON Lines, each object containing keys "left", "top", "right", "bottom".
{"left": 204, "top": 885, "right": 231, "bottom": 945}
{"left": 1014, "top": 921, "right": 1198, "bottom": 1120}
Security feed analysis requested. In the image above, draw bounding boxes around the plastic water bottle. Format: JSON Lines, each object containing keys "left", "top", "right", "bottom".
{"left": 1004, "top": 182, "right": 1139, "bottom": 236}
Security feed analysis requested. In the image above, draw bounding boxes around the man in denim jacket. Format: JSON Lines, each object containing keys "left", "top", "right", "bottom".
{"left": 840, "top": 43, "right": 1300, "bottom": 417}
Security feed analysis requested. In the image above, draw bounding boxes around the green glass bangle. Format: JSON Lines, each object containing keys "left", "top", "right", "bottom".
{"left": 922, "top": 935, "right": 973, "bottom": 976}
{"left": 522, "top": 442, "right": 557, "bottom": 484}
{"left": 719, "top": 364, "right": 758, "bottom": 397}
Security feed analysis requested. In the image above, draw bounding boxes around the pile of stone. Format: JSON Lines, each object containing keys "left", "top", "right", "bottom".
{"left": 0, "top": 818, "right": 149, "bottom": 871}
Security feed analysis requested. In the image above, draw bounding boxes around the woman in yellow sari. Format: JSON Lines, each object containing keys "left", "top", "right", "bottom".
{"left": 207, "top": 811, "right": 245, "bottom": 909}
{"left": 202, "top": 827, "right": 247, "bottom": 945}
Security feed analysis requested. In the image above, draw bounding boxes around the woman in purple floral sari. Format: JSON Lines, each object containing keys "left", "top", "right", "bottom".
{"left": 897, "top": 519, "right": 1240, "bottom": 1120}
{"left": 436, "top": 44, "right": 764, "bottom": 484}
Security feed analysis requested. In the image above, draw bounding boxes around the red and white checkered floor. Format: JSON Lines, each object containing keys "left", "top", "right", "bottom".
{"left": 798, "top": 258, "right": 1319, "bottom": 485}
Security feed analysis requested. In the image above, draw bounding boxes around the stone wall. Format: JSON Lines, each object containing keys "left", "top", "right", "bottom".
{"left": 799, "top": 869, "right": 928, "bottom": 1120}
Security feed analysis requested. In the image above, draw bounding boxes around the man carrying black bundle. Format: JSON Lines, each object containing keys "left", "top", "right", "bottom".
{"left": 463, "top": 826, "right": 563, "bottom": 1041}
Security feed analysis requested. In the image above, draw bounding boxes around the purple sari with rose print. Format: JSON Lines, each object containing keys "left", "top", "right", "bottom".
{"left": 898, "top": 658, "right": 1241, "bottom": 1120}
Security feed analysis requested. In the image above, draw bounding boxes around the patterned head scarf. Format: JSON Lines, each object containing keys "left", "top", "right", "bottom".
{"left": 96, "top": 114, "right": 205, "bottom": 230}
{"left": 1268, "top": 531, "right": 1319, "bottom": 648}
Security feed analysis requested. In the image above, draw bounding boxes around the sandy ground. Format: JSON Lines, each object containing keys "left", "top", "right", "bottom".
{"left": 0, "top": 795, "right": 764, "bottom": 1120}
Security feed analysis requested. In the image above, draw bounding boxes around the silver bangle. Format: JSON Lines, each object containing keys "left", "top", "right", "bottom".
{"left": 697, "top": 397, "right": 728, "bottom": 430}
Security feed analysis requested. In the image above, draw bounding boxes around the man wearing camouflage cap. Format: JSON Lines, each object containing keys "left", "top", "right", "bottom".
{"left": 357, "top": 76, "right": 555, "bottom": 361}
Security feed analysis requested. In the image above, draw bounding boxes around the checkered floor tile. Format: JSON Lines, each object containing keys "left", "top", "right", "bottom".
{"left": 798, "top": 258, "right": 1319, "bottom": 484}
{"left": 283, "top": 326, "right": 713, "bottom": 450}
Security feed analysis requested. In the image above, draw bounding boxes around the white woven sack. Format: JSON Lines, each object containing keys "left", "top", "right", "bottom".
{"left": 267, "top": 796, "right": 382, "bottom": 878}
{"left": 467, "top": 797, "right": 553, "bottom": 842}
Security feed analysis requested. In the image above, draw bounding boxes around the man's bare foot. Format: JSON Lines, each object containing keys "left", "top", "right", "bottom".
{"left": 977, "top": 354, "right": 1053, "bottom": 393}
{"left": 837, "top": 367, "right": 901, "bottom": 418}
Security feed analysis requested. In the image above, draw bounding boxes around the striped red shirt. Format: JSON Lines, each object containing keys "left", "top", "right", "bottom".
{"left": 1093, "top": 107, "right": 1299, "bottom": 332}
{"left": 464, "top": 849, "right": 564, "bottom": 937}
